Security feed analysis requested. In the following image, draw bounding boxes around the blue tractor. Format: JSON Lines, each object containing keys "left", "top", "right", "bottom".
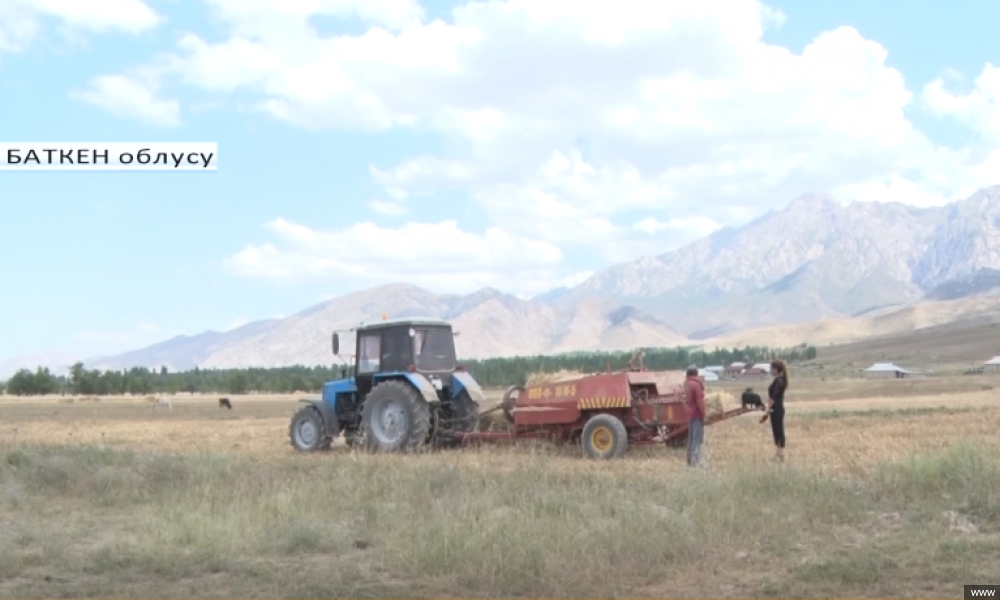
{"left": 288, "top": 317, "right": 487, "bottom": 453}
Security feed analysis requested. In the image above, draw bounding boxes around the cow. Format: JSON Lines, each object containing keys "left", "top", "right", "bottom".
{"left": 154, "top": 397, "right": 172, "bottom": 410}
{"left": 741, "top": 387, "right": 765, "bottom": 411}
{"left": 218, "top": 397, "right": 232, "bottom": 410}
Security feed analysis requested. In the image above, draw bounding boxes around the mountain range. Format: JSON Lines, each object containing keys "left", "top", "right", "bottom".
{"left": 4, "top": 184, "right": 1000, "bottom": 377}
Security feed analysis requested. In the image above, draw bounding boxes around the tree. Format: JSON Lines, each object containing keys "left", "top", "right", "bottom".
{"left": 69, "top": 362, "right": 85, "bottom": 395}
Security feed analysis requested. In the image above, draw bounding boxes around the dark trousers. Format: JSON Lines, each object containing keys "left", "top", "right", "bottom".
{"left": 770, "top": 405, "right": 785, "bottom": 448}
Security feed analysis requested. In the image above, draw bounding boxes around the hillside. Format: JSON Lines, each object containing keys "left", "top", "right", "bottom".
{"left": 85, "top": 285, "right": 687, "bottom": 371}
{"left": 0, "top": 352, "right": 80, "bottom": 380}
{"left": 15, "top": 184, "right": 1000, "bottom": 374}
{"left": 558, "top": 185, "right": 1000, "bottom": 337}
{"left": 699, "top": 293, "right": 1000, "bottom": 352}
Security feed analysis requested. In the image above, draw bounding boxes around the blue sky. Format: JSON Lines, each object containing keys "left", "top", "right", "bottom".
{"left": 1, "top": 0, "right": 998, "bottom": 363}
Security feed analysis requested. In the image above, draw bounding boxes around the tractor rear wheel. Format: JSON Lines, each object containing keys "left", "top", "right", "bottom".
{"left": 581, "top": 413, "right": 628, "bottom": 460}
{"left": 361, "top": 380, "right": 431, "bottom": 453}
{"left": 436, "top": 390, "right": 479, "bottom": 447}
{"left": 289, "top": 405, "right": 330, "bottom": 452}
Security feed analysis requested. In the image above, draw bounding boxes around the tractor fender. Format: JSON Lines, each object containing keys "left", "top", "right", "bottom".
{"left": 451, "top": 371, "right": 486, "bottom": 403}
{"left": 299, "top": 398, "right": 339, "bottom": 429}
{"left": 373, "top": 372, "right": 439, "bottom": 403}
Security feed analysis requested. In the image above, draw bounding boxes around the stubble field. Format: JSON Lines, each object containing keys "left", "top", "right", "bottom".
{"left": 1, "top": 374, "right": 999, "bottom": 598}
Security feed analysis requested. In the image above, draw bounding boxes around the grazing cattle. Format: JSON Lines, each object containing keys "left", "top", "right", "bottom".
{"left": 218, "top": 397, "right": 232, "bottom": 410}
{"left": 741, "top": 387, "right": 764, "bottom": 410}
{"left": 154, "top": 397, "right": 172, "bottom": 410}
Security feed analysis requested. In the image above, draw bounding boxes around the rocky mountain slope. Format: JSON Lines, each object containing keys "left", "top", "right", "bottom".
{"left": 86, "top": 285, "right": 687, "bottom": 371}
{"left": 554, "top": 186, "right": 1000, "bottom": 338}
{"left": 16, "top": 184, "right": 1000, "bottom": 374}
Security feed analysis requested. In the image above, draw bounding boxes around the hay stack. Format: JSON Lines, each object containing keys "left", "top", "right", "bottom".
{"left": 525, "top": 369, "right": 586, "bottom": 386}
{"left": 704, "top": 390, "right": 740, "bottom": 416}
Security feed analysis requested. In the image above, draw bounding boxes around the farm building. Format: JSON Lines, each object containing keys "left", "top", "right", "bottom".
{"left": 984, "top": 356, "right": 1000, "bottom": 372}
{"left": 704, "top": 365, "right": 725, "bottom": 374}
{"left": 724, "top": 362, "right": 746, "bottom": 376}
{"left": 740, "top": 367, "right": 769, "bottom": 379}
{"left": 698, "top": 369, "right": 720, "bottom": 382}
{"left": 864, "top": 363, "right": 921, "bottom": 379}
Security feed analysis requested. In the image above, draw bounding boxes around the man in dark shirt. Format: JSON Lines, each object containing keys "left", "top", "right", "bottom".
{"left": 684, "top": 366, "right": 707, "bottom": 467}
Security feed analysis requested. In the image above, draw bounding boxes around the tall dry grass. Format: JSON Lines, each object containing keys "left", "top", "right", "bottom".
{"left": 1, "top": 435, "right": 998, "bottom": 598}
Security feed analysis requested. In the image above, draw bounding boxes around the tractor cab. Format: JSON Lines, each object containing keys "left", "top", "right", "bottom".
{"left": 333, "top": 317, "right": 459, "bottom": 399}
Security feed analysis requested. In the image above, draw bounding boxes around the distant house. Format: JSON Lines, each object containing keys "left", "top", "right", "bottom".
{"left": 704, "top": 365, "right": 725, "bottom": 374}
{"left": 724, "top": 362, "right": 746, "bottom": 377}
{"left": 864, "top": 363, "right": 921, "bottom": 379}
{"left": 698, "top": 369, "right": 720, "bottom": 382}
{"left": 740, "top": 367, "right": 769, "bottom": 379}
{"left": 984, "top": 356, "right": 1000, "bottom": 373}
{"left": 751, "top": 363, "right": 772, "bottom": 372}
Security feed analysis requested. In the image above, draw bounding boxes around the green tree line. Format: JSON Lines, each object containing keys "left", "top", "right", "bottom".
{"left": 0, "top": 344, "right": 817, "bottom": 396}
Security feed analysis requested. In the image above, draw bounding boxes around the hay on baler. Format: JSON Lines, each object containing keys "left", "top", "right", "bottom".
{"left": 525, "top": 369, "right": 587, "bottom": 386}
{"left": 704, "top": 390, "right": 740, "bottom": 416}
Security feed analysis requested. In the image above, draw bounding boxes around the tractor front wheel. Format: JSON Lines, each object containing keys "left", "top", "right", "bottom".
{"left": 581, "top": 413, "right": 629, "bottom": 460}
{"left": 361, "top": 380, "right": 431, "bottom": 453}
{"left": 289, "top": 405, "right": 331, "bottom": 452}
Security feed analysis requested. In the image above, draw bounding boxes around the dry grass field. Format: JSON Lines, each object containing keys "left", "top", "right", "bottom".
{"left": 1, "top": 375, "right": 999, "bottom": 598}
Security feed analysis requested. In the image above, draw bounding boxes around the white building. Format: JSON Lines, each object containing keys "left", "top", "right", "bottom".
{"left": 698, "top": 369, "right": 720, "bottom": 382}
{"left": 983, "top": 356, "right": 1000, "bottom": 372}
{"left": 864, "top": 362, "right": 920, "bottom": 379}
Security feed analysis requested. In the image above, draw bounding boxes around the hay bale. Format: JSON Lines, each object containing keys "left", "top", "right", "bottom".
{"left": 525, "top": 369, "right": 586, "bottom": 386}
{"left": 704, "top": 390, "right": 740, "bottom": 416}
{"left": 477, "top": 409, "right": 511, "bottom": 431}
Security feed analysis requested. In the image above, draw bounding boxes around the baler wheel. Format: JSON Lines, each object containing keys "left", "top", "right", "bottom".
{"left": 581, "top": 413, "right": 628, "bottom": 460}
{"left": 501, "top": 385, "right": 524, "bottom": 423}
{"left": 361, "top": 379, "right": 432, "bottom": 453}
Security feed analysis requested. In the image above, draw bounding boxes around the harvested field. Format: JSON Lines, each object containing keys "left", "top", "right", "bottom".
{"left": 1, "top": 379, "right": 999, "bottom": 598}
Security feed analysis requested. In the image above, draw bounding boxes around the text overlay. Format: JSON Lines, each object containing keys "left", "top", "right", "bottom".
{"left": 0, "top": 143, "right": 217, "bottom": 171}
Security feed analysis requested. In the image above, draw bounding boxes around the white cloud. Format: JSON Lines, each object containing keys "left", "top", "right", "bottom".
{"left": 134, "top": 1, "right": 994, "bottom": 239}
{"left": 225, "top": 217, "right": 565, "bottom": 296}
{"left": 923, "top": 63, "right": 1000, "bottom": 145}
{"left": 28, "top": 0, "right": 163, "bottom": 33}
{"left": 70, "top": 74, "right": 180, "bottom": 127}
{"left": 78, "top": 0, "right": 1000, "bottom": 292}
{"left": 367, "top": 199, "right": 409, "bottom": 216}
{"left": 0, "top": 0, "right": 161, "bottom": 59}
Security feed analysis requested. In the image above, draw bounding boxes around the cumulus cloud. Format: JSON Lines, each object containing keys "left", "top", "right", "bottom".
{"left": 225, "top": 218, "right": 566, "bottom": 296}
{"left": 0, "top": 0, "right": 161, "bottom": 58}
{"left": 67, "top": 0, "right": 1000, "bottom": 292}
{"left": 923, "top": 63, "right": 1000, "bottom": 145}
{"left": 70, "top": 74, "right": 181, "bottom": 127}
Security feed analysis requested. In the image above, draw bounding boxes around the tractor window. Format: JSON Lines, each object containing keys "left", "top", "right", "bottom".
{"left": 412, "top": 327, "right": 456, "bottom": 372}
{"left": 380, "top": 327, "right": 411, "bottom": 373}
{"left": 357, "top": 333, "right": 381, "bottom": 373}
